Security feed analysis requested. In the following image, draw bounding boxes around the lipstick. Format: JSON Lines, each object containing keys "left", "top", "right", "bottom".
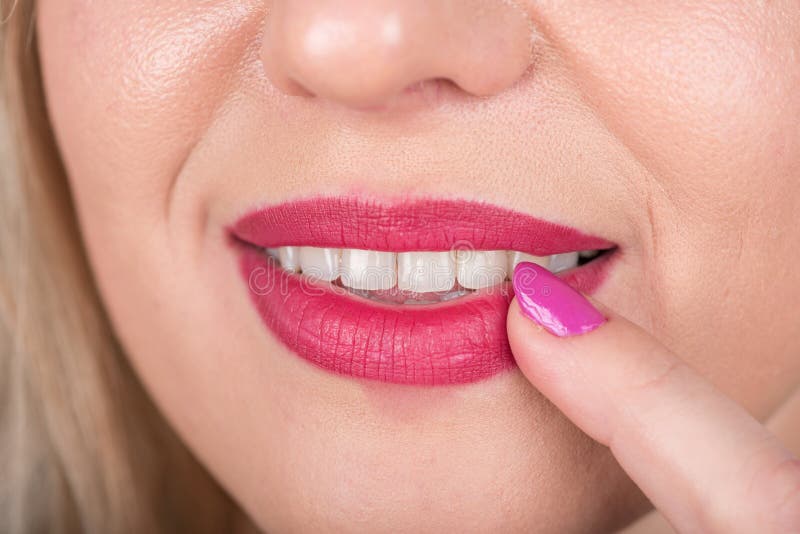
{"left": 231, "top": 197, "right": 615, "bottom": 385}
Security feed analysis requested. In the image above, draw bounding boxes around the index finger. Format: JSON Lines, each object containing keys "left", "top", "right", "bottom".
{"left": 507, "top": 262, "right": 800, "bottom": 533}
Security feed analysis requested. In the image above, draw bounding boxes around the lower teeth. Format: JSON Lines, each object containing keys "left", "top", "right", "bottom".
{"left": 341, "top": 283, "right": 475, "bottom": 305}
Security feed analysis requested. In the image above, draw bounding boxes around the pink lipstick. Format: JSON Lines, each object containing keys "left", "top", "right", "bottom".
{"left": 230, "top": 197, "right": 616, "bottom": 385}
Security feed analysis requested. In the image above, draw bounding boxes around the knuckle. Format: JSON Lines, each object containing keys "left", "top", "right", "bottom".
{"left": 631, "top": 358, "right": 684, "bottom": 396}
{"left": 619, "top": 349, "right": 685, "bottom": 408}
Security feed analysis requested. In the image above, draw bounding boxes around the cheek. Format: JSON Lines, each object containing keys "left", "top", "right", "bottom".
{"left": 537, "top": 0, "right": 800, "bottom": 208}
{"left": 535, "top": 0, "right": 800, "bottom": 411}
{"left": 37, "top": 0, "right": 264, "bottom": 231}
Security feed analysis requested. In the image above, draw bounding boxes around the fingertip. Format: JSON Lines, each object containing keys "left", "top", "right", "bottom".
{"left": 506, "top": 296, "right": 578, "bottom": 389}
{"left": 511, "top": 262, "right": 606, "bottom": 337}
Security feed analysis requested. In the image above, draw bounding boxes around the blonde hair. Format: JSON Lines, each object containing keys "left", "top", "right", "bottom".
{"left": 0, "top": 2, "right": 239, "bottom": 532}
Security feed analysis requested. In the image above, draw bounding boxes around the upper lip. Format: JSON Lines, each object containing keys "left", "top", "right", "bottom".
{"left": 230, "top": 196, "right": 616, "bottom": 386}
{"left": 230, "top": 196, "right": 614, "bottom": 255}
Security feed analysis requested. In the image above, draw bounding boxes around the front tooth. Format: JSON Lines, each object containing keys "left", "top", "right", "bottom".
{"left": 456, "top": 250, "right": 508, "bottom": 289}
{"left": 340, "top": 249, "right": 397, "bottom": 290}
{"left": 509, "top": 251, "right": 550, "bottom": 272}
{"left": 299, "top": 247, "right": 340, "bottom": 281}
{"left": 278, "top": 246, "right": 301, "bottom": 272}
{"left": 398, "top": 251, "right": 456, "bottom": 293}
{"left": 549, "top": 252, "right": 579, "bottom": 273}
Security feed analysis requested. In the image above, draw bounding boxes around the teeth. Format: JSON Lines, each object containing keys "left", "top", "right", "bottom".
{"left": 267, "top": 246, "right": 602, "bottom": 295}
{"left": 398, "top": 251, "right": 456, "bottom": 293}
{"left": 299, "top": 247, "right": 340, "bottom": 281}
{"left": 456, "top": 250, "right": 508, "bottom": 290}
{"left": 278, "top": 246, "right": 301, "bottom": 272}
{"left": 549, "top": 252, "right": 579, "bottom": 273}
{"left": 340, "top": 249, "right": 397, "bottom": 290}
{"left": 509, "top": 251, "right": 550, "bottom": 271}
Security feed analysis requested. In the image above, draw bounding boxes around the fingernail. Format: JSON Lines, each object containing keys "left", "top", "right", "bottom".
{"left": 512, "top": 262, "right": 606, "bottom": 337}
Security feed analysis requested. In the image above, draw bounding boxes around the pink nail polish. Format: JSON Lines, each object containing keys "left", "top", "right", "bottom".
{"left": 512, "top": 262, "right": 606, "bottom": 337}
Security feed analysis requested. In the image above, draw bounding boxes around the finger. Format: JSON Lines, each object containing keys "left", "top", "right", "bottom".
{"left": 507, "top": 262, "right": 800, "bottom": 533}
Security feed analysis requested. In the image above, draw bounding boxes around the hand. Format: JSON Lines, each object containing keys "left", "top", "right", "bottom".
{"left": 507, "top": 262, "right": 800, "bottom": 534}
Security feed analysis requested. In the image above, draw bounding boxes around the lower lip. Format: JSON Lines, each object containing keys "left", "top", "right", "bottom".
{"left": 232, "top": 197, "right": 616, "bottom": 386}
{"left": 235, "top": 243, "right": 616, "bottom": 387}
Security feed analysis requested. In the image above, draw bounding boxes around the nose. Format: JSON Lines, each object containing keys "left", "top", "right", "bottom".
{"left": 260, "top": 0, "right": 535, "bottom": 109}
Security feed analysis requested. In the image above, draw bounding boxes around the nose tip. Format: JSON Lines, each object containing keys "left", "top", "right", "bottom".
{"left": 261, "top": 0, "right": 535, "bottom": 109}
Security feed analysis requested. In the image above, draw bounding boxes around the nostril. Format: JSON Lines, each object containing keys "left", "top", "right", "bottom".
{"left": 346, "top": 79, "right": 465, "bottom": 113}
{"left": 279, "top": 77, "right": 314, "bottom": 98}
{"left": 401, "top": 78, "right": 448, "bottom": 96}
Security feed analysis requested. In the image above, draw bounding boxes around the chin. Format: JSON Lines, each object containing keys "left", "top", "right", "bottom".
{"left": 217, "top": 351, "right": 650, "bottom": 533}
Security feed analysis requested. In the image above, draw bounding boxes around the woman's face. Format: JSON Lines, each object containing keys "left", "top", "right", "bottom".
{"left": 37, "top": 1, "right": 800, "bottom": 531}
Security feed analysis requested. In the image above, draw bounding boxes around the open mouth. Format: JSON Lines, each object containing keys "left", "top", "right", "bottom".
{"left": 230, "top": 197, "right": 616, "bottom": 386}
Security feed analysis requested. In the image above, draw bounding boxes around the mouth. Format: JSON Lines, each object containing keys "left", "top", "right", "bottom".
{"left": 230, "top": 197, "right": 617, "bottom": 386}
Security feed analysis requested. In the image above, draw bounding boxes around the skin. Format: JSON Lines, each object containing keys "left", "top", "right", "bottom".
{"left": 36, "top": 0, "right": 800, "bottom": 532}
{"left": 508, "top": 298, "right": 800, "bottom": 532}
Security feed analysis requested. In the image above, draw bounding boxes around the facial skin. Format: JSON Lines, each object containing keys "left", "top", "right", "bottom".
{"left": 37, "top": 1, "right": 800, "bottom": 532}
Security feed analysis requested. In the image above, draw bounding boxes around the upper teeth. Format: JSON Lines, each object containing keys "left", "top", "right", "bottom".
{"left": 398, "top": 251, "right": 455, "bottom": 292}
{"left": 267, "top": 246, "right": 591, "bottom": 294}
